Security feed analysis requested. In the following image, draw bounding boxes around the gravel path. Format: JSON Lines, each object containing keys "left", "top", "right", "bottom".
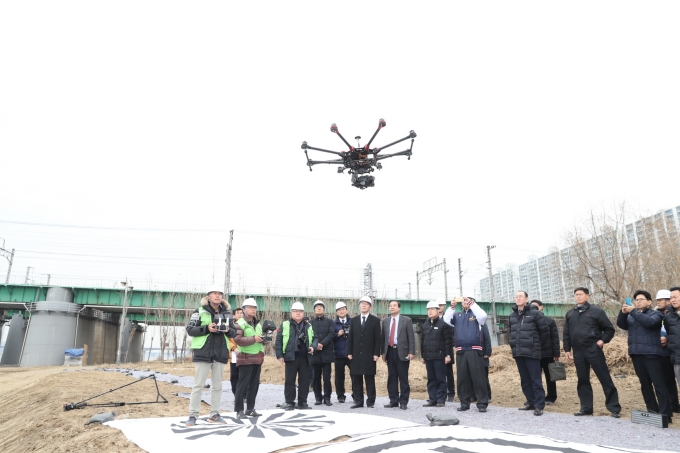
{"left": 107, "top": 368, "right": 680, "bottom": 452}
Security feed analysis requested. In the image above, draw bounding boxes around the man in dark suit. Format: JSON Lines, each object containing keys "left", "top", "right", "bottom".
{"left": 347, "top": 295, "right": 381, "bottom": 408}
{"left": 381, "top": 300, "right": 415, "bottom": 410}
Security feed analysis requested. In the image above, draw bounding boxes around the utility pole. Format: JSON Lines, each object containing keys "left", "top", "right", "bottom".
{"left": 224, "top": 230, "right": 234, "bottom": 298}
{"left": 25, "top": 266, "right": 33, "bottom": 284}
{"left": 116, "top": 280, "right": 133, "bottom": 365}
{"left": 458, "top": 258, "right": 464, "bottom": 296}
{"left": 416, "top": 272, "right": 419, "bottom": 300}
{"left": 363, "top": 263, "right": 374, "bottom": 299}
{"left": 487, "top": 245, "right": 497, "bottom": 340}
{"left": 406, "top": 282, "right": 411, "bottom": 299}
{"left": 0, "top": 238, "right": 15, "bottom": 284}
{"left": 416, "top": 257, "right": 449, "bottom": 301}
{"left": 443, "top": 258, "right": 449, "bottom": 302}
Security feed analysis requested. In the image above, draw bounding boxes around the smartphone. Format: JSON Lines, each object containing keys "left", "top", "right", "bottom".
{"left": 625, "top": 297, "right": 632, "bottom": 306}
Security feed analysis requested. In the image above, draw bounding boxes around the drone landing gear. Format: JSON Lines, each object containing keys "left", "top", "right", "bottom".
{"left": 63, "top": 373, "right": 168, "bottom": 411}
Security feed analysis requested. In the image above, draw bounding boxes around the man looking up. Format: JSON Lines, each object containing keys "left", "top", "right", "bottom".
{"left": 333, "top": 302, "right": 352, "bottom": 403}
{"left": 443, "top": 296, "right": 489, "bottom": 412}
{"left": 563, "top": 287, "right": 621, "bottom": 418}
{"left": 347, "top": 296, "right": 381, "bottom": 408}
{"left": 185, "top": 286, "right": 235, "bottom": 426}
{"left": 311, "top": 300, "right": 335, "bottom": 406}
{"left": 275, "top": 301, "right": 317, "bottom": 411}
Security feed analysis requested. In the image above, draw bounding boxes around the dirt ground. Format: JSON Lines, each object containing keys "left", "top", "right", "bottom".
{"left": 0, "top": 336, "right": 672, "bottom": 452}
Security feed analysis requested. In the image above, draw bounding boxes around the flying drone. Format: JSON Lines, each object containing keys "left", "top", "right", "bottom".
{"left": 301, "top": 118, "right": 416, "bottom": 189}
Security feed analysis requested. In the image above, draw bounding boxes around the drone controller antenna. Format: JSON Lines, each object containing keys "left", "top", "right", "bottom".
{"left": 365, "top": 118, "right": 386, "bottom": 149}
{"left": 330, "top": 122, "right": 354, "bottom": 151}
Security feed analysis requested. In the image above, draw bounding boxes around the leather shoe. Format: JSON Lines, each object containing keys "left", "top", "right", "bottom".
{"left": 350, "top": 403, "right": 364, "bottom": 409}
{"left": 534, "top": 409, "right": 543, "bottom": 416}
{"left": 384, "top": 403, "right": 398, "bottom": 408}
{"left": 367, "top": 404, "right": 374, "bottom": 408}
{"left": 447, "top": 396, "right": 455, "bottom": 403}
{"left": 518, "top": 406, "right": 535, "bottom": 411}
{"left": 399, "top": 404, "right": 407, "bottom": 410}
{"left": 574, "top": 410, "right": 593, "bottom": 416}
{"left": 324, "top": 400, "right": 333, "bottom": 406}
{"left": 611, "top": 412, "right": 620, "bottom": 418}
{"left": 297, "top": 403, "right": 312, "bottom": 410}
{"left": 283, "top": 403, "right": 295, "bottom": 411}
{"left": 457, "top": 406, "right": 470, "bottom": 411}
{"left": 436, "top": 403, "right": 445, "bottom": 407}
{"left": 423, "top": 401, "right": 437, "bottom": 407}
{"left": 244, "top": 410, "right": 261, "bottom": 417}
{"left": 314, "top": 400, "right": 322, "bottom": 406}
{"left": 236, "top": 411, "right": 248, "bottom": 419}
{"left": 545, "top": 401, "right": 554, "bottom": 406}
{"left": 478, "top": 407, "right": 487, "bottom": 412}
{"left": 337, "top": 397, "right": 346, "bottom": 403}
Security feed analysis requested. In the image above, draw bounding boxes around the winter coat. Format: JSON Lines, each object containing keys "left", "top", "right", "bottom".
{"left": 664, "top": 311, "right": 680, "bottom": 364}
{"left": 562, "top": 303, "right": 615, "bottom": 353}
{"left": 481, "top": 323, "right": 492, "bottom": 367}
{"left": 186, "top": 297, "right": 234, "bottom": 364}
{"left": 616, "top": 308, "right": 664, "bottom": 357}
{"left": 234, "top": 315, "right": 265, "bottom": 366}
{"left": 333, "top": 316, "right": 351, "bottom": 358}
{"left": 443, "top": 303, "right": 487, "bottom": 352}
{"left": 508, "top": 304, "right": 550, "bottom": 360}
{"left": 310, "top": 315, "right": 335, "bottom": 364}
{"left": 541, "top": 315, "right": 561, "bottom": 359}
{"left": 420, "top": 316, "right": 453, "bottom": 360}
{"left": 274, "top": 319, "right": 317, "bottom": 363}
{"left": 346, "top": 313, "right": 381, "bottom": 375}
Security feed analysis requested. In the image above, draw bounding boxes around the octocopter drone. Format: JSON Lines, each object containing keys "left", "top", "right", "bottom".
{"left": 301, "top": 118, "right": 416, "bottom": 189}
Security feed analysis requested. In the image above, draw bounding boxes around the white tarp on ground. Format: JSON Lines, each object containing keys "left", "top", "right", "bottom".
{"left": 291, "top": 424, "right": 677, "bottom": 453}
{"left": 106, "top": 410, "right": 418, "bottom": 453}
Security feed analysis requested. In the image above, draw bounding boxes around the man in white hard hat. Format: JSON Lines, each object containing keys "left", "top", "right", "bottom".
{"left": 381, "top": 300, "right": 415, "bottom": 410}
{"left": 275, "top": 301, "right": 317, "bottom": 410}
{"left": 421, "top": 300, "right": 453, "bottom": 407}
{"left": 347, "top": 295, "right": 381, "bottom": 408}
{"left": 185, "top": 286, "right": 235, "bottom": 426}
{"left": 233, "top": 297, "right": 264, "bottom": 419}
{"left": 657, "top": 289, "right": 680, "bottom": 413}
{"left": 311, "top": 300, "right": 335, "bottom": 406}
{"left": 333, "top": 301, "right": 352, "bottom": 403}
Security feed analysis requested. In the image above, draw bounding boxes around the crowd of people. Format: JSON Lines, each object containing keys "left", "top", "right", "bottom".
{"left": 182, "top": 284, "right": 680, "bottom": 426}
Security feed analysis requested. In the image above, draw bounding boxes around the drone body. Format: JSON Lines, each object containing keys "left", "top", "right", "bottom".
{"left": 301, "top": 118, "right": 416, "bottom": 189}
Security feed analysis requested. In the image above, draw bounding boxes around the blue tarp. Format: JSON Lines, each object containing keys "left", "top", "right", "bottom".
{"left": 65, "top": 348, "right": 84, "bottom": 357}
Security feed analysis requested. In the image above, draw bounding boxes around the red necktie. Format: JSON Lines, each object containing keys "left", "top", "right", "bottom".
{"left": 389, "top": 318, "right": 396, "bottom": 347}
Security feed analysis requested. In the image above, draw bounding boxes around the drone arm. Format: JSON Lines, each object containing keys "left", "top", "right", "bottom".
{"left": 307, "top": 158, "right": 344, "bottom": 166}
{"left": 330, "top": 123, "right": 354, "bottom": 151}
{"left": 303, "top": 142, "right": 344, "bottom": 156}
{"left": 374, "top": 130, "right": 417, "bottom": 154}
{"left": 376, "top": 139, "right": 415, "bottom": 161}
{"left": 365, "top": 118, "right": 387, "bottom": 148}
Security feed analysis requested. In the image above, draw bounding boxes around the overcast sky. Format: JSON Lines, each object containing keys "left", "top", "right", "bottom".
{"left": 1, "top": 1, "right": 678, "bottom": 301}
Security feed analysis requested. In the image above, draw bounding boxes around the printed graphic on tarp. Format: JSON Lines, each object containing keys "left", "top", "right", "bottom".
{"left": 106, "top": 410, "right": 418, "bottom": 453}
{"left": 292, "top": 425, "right": 676, "bottom": 453}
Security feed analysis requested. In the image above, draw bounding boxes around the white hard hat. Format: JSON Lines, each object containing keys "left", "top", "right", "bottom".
{"left": 242, "top": 297, "right": 258, "bottom": 308}
{"left": 359, "top": 295, "right": 373, "bottom": 305}
{"left": 313, "top": 300, "right": 325, "bottom": 308}
{"left": 437, "top": 299, "right": 446, "bottom": 306}
{"left": 206, "top": 285, "right": 224, "bottom": 295}
{"left": 426, "top": 300, "right": 440, "bottom": 309}
{"left": 291, "top": 301, "right": 304, "bottom": 311}
{"left": 657, "top": 290, "right": 671, "bottom": 300}
{"left": 335, "top": 301, "right": 347, "bottom": 310}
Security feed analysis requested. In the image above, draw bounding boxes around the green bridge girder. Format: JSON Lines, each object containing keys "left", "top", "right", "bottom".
{"left": 0, "top": 284, "right": 591, "bottom": 325}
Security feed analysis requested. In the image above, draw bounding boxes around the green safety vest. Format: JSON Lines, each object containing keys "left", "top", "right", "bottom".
{"left": 190, "top": 308, "right": 229, "bottom": 350}
{"left": 282, "top": 320, "right": 314, "bottom": 352}
{"left": 236, "top": 317, "right": 265, "bottom": 354}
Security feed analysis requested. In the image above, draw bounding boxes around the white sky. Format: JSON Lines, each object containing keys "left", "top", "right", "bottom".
{"left": 1, "top": 1, "right": 678, "bottom": 300}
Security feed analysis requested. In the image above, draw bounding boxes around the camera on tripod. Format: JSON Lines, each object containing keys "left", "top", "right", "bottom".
{"left": 261, "top": 320, "right": 277, "bottom": 344}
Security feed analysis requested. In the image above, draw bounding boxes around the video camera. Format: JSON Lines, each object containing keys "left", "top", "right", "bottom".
{"left": 341, "top": 321, "right": 350, "bottom": 339}
{"left": 261, "top": 320, "right": 277, "bottom": 344}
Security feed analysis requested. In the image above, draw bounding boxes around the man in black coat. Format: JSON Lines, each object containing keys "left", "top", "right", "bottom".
{"left": 510, "top": 292, "right": 550, "bottom": 416}
{"left": 531, "top": 299, "right": 561, "bottom": 405}
{"left": 421, "top": 300, "right": 453, "bottom": 407}
{"left": 665, "top": 287, "right": 680, "bottom": 387}
{"left": 564, "top": 287, "right": 621, "bottom": 418}
{"left": 332, "top": 301, "right": 352, "bottom": 403}
{"left": 310, "top": 300, "right": 335, "bottom": 406}
{"left": 347, "top": 295, "right": 381, "bottom": 408}
{"left": 657, "top": 289, "right": 680, "bottom": 413}
{"left": 380, "top": 300, "right": 415, "bottom": 410}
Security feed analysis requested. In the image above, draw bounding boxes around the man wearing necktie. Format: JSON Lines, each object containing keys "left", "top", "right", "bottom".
{"left": 347, "top": 295, "right": 381, "bottom": 408}
{"left": 381, "top": 300, "right": 415, "bottom": 410}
